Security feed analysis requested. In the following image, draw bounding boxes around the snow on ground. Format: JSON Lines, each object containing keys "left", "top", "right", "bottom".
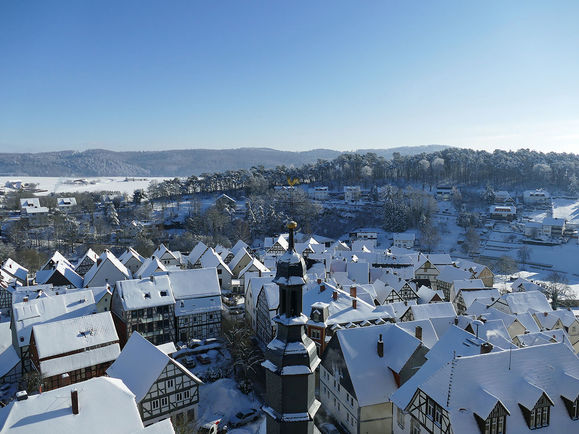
{"left": 0, "top": 176, "right": 171, "bottom": 196}
{"left": 197, "top": 378, "right": 264, "bottom": 433}
{"left": 525, "top": 198, "right": 579, "bottom": 223}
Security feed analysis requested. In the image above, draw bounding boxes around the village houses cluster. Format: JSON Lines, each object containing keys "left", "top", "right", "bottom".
{"left": 0, "top": 219, "right": 577, "bottom": 433}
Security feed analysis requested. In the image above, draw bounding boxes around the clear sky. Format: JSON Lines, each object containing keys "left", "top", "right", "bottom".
{"left": 1, "top": 1, "right": 578, "bottom": 154}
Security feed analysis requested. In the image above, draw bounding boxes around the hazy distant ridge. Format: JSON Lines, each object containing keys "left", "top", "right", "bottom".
{"left": 0, "top": 145, "right": 447, "bottom": 177}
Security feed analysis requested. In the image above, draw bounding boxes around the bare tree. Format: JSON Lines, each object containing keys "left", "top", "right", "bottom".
{"left": 542, "top": 271, "right": 572, "bottom": 309}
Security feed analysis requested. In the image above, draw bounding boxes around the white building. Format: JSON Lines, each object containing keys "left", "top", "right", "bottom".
{"left": 344, "top": 186, "right": 361, "bottom": 203}
{"left": 313, "top": 186, "right": 329, "bottom": 200}
{"left": 393, "top": 233, "right": 415, "bottom": 249}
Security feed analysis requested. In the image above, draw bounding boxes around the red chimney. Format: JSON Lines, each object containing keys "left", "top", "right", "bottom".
{"left": 332, "top": 291, "right": 338, "bottom": 301}
{"left": 352, "top": 299, "right": 357, "bottom": 309}
{"left": 480, "top": 342, "right": 493, "bottom": 354}
{"left": 320, "top": 284, "right": 325, "bottom": 292}
{"left": 71, "top": 389, "right": 79, "bottom": 415}
{"left": 350, "top": 286, "right": 357, "bottom": 298}
{"left": 317, "top": 278, "right": 322, "bottom": 284}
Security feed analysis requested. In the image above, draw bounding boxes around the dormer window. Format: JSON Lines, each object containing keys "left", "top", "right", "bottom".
{"left": 475, "top": 401, "right": 509, "bottom": 434}
{"left": 520, "top": 393, "right": 553, "bottom": 430}
{"left": 561, "top": 396, "right": 579, "bottom": 420}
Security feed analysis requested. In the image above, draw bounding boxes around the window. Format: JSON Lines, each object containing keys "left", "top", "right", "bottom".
{"left": 161, "top": 396, "right": 168, "bottom": 406}
{"left": 151, "top": 399, "right": 159, "bottom": 410}
{"left": 177, "top": 392, "right": 183, "bottom": 401}
{"left": 484, "top": 415, "right": 506, "bottom": 434}
{"left": 529, "top": 406, "right": 550, "bottom": 429}
{"left": 184, "top": 390, "right": 190, "bottom": 399}
{"left": 397, "top": 407, "right": 405, "bottom": 429}
{"left": 166, "top": 379, "right": 174, "bottom": 388}
{"left": 311, "top": 328, "right": 321, "bottom": 339}
{"left": 410, "top": 417, "right": 421, "bottom": 434}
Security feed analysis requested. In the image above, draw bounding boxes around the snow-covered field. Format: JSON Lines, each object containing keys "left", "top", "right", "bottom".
{"left": 526, "top": 198, "right": 579, "bottom": 223}
{"left": 0, "top": 176, "right": 172, "bottom": 196}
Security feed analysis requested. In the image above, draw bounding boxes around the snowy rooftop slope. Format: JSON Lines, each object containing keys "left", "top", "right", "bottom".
{"left": 414, "top": 343, "right": 579, "bottom": 433}
{"left": 403, "top": 302, "right": 457, "bottom": 321}
{"left": 40, "top": 344, "right": 120, "bottom": 378}
{"left": 186, "top": 241, "right": 209, "bottom": 265}
{"left": 515, "top": 329, "right": 574, "bottom": 351}
{"left": 32, "top": 311, "right": 118, "bottom": 358}
{"left": 83, "top": 250, "right": 130, "bottom": 285}
{"left": 35, "top": 262, "right": 84, "bottom": 288}
{"left": 200, "top": 249, "right": 232, "bottom": 275}
{"left": 42, "top": 251, "right": 75, "bottom": 270}
{"left": 163, "top": 268, "right": 220, "bottom": 299}
{"left": 239, "top": 258, "right": 269, "bottom": 277}
{"left": 12, "top": 290, "right": 96, "bottom": 347}
{"left": 392, "top": 325, "right": 495, "bottom": 410}
{"left": 0, "top": 322, "right": 19, "bottom": 378}
{"left": 107, "top": 332, "right": 201, "bottom": 402}
{"left": 397, "top": 319, "right": 439, "bottom": 349}
{"left": 76, "top": 248, "right": 99, "bottom": 267}
{"left": 493, "top": 291, "right": 552, "bottom": 314}
{"left": 336, "top": 323, "right": 421, "bottom": 407}
{"left": 452, "top": 278, "right": 486, "bottom": 292}
{"left": 2, "top": 258, "right": 28, "bottom": 281}
{"left": 231, "top": 239, "right": 249, "bottom": 256}
{"left": 152, "top": 244, "right": 178, "bottom": 261}
{"left": 136, "top": 257, "right": 167, "bottom": 279}
{"left": 0, "top": 377, "right": 173, "bottom": 434}
{"left": 116, "top": 275, "right": 175, "bottom": 310}
{"left": 119, "top": 247, "right": 144, "bottom": 265}
{"left": 458, "top": 288, "right": 501, "bottom": 308}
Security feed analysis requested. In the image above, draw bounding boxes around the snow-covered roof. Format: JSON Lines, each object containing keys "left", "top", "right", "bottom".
{"left": 0, "top": 322, "right": 19, "bottom": 378}
{"left": 76, "top": 248, "right": 99, "bottom": 268}
{"left": 231, "top": 239, "right": 249, "bottom": 256}
{"left": 510, "top": 277, "right": 542, "bottom": 293}
{"left": 119, "top": 247, "right": 144, "bottom": 266}
{"left": 0, "top": 377, "right": 174, "bottom": 434}
{"left": 12, "top": 290, "right": 96, "bottom": 347}
{"left": 347, "top": 261, "right": 369, "bottom": 284}
{"left": 56, "top": 197, "right": 77, "bottom": 207}
{"left": 116, "top": 276, "right": 175, "bottom": 311}
{"left": 426, "top": 254, "right": 453, "bottom": 265}
{"left": 457, "top": 288, "right": 501, "bottom": 309}
{"left": 35, "top": 262, "right": 84, "bottom": 288}
{"left": 393, "top": 232, "right": 415, "bottom": 242}
{"left": 83, "top": 250, "right": 130, "bottom": 286}
{"left": 135, "top": 256, "right": 167, "bottom": 279}
{"left": 200, "top": 249, "right": 232, "bottom": 275}
{"left": 416, "top": 285, "right": 443, "bottom": 304}
{"left": 239, "top": 258, "right": 269, "bottom": 277}
{"left": 107, "top": 332, "right": 201, "bottom": 402}
{"left": 2, "top": 258, "right": 28, "bottom": 282}
{"left": 19, "top": 198, "right": 41, "bottom": 208}
{"left": 403, "top": 302, "right": 457, "bottom": 321}
{"left": 397, "top": 319, "right": 439, "bottom": 349}
{"left": 453, "top": 258, "right": 489, "bottom": 275}
{"left": 186, "top": 242, "right": 209, "bottom": 265}
{"left": 435, "top": 265, "right": 472, "bottom": 283}
{"left": 335, "top": 324, "right": 422, "bottom": 407}
{"left": 399, "top": 343, "right": 579, "bottom": 433}
{"left": 42, "top": 251, "right": 75, "bottom": 270}
{"left": 492, "top": 291, "right": 552, "bottom": 314}
{"left": 32, "top": 311, "right": 119, "bottom": 359}
{"left": 152, "top": 244, "right": 178, "bottom": 261}
{"left": 162, "top": 268, "right": 221, "bottom": 299}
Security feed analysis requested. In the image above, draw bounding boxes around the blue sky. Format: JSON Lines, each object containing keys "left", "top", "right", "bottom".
{"left": 1, "top": 1, "right": 578, "bottom": 153}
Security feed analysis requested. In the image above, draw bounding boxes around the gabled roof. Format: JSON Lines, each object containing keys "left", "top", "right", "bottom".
{"left": 135, "top": 257, "right": 167, "bottom": 279}
{"left": 107, "top": 332, "right": 201, "bottom": 402}
{"left": 119, "top": 247, "right": 144, "bottom": 266}
{"left": 229, "top": 247, "right": 252, "bottom": 271}
{"left": 13, "top": 290, "right": 96, "bottom": 347}
{"left": 2, "top": 258, "right": 28, "bottom": 282}
{"left": 41, "top": 251, "right": 75, "bottom": 270}
{"left": 116, "top": 275, "right": 175, "bottom": 311}
{"left": 515, "top": 329, "right": 574, "bottom": 351}
{"left": 239, "top": 257, "right": 269, "bottom": 277}
{"left": 35, "top": 261, "right": 84, "bottom": 288}
{"left": 186, "top": 241, "right": 209, "bottom": 265}
{"left": 0, "top": 377, "right": 173, "bottom": 434}
{"left": 490, "top": 291, "right": 552, "bottom": 314}
{"left": 32, "top": 311, "right": 119, "bottom": 359}
{"left": 402, "top": 302, "right": 457, "bottom": 321}
{"left": 200, "top": 249, "right": 232, "bottom": 275}
{"left": 334, "top": 323, "right": 422, "bottom": 407}
{"left": 457, "top": 288, "right": 500, "bottom": 309}
{"left": 436, "top": 265, "right": 472, "bottom": 283}
{"left": 231, "top": 239, "right": 249, "bottom": 256}
{"left": 83, "top": 250, "right": 130, "bottom": 286}
{"left": 162, "top": 268, "right": 221, "bottom": 299}
{"left": 152, "top": 244, "right": 178, "bottom": 261}
{"left": 76, "top": 248, "right": 99, "bottom": 267}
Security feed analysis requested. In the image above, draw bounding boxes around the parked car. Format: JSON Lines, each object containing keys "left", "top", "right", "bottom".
{"left": 198, "top": 419, "right": 222, "bottom": 434}
{"left": 228, "top": 408, "right": 261, "bottom": 428}
{"left": 181, "top": 355, "right": 196, "bottom": 369}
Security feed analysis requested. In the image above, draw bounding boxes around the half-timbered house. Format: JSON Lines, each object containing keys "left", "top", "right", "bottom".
{"left": 107, "top": 332, "right": 202, "bottom": 427}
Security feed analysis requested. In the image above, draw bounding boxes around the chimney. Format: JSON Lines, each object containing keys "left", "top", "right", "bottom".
{"left": 454, "top": 317, "right": 459, "bottom": 325}
{"left": 23, "top": 296, "right": 29, "bottom": 303}
{"left": 150, "top": 275, "right": 154, "bottom": 282}
{"left": 480, "top": 342, "right": 493, "bottom": 354}
{"left": 317, "top": 278, "right": 322, "bottom": 284}
{"left": 377, "top": 334, "right": 384, "bottom": 358}
{"left": 543, "top": 312, "right": 548, "bottom": 317}
{"left": 352, "top": 299, "right": 357, "bottom": 309}
{"left": 61, "top": 373, "right": 71, "bottom": 387}
{"left": 320, "top": 284, "right": 325, "bottom": 292}
{"left": 333, "top": 291, "right": 338, "bottom": 301}
{"left": 71, "top": 389, "right": 79, "bottom": 415}
{"left": 350, "top": 286, "right": 357, "bottom": 298}
{"left": 415, "top": 326, "right": 423, "bottom": 341}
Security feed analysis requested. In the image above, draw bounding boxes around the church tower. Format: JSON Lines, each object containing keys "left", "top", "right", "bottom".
{"left": 262, "top": 221, "right": 320, "bottom": 434}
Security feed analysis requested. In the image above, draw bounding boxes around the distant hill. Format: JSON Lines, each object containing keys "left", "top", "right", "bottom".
{"left": 0, "top": 145, "right": 449, "bottom": 177}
